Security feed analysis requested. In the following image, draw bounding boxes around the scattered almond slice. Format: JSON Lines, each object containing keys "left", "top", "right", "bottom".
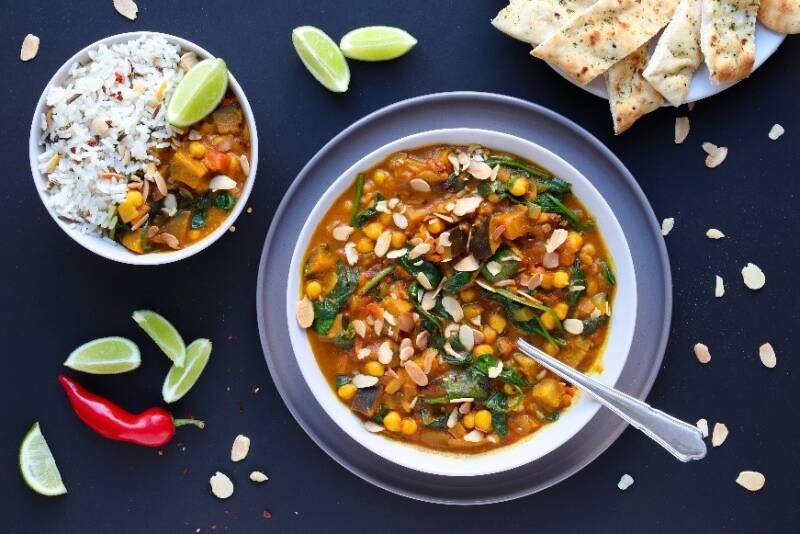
{"left": 458, "top": 325, "right": 475, "bottom": 352}
{"left": 693, "top": 343, "right": 711, "bottom": 364}
{"left": 209, "top": 472, "right": 234, "bottom": 499}
{"left": 696, "top": 418, "right": 709, "bottom": 438}
{"left": 20, "top": 34, "right": 40, "bottom": 61}
{"left": 249, "top": 471, "right": 269, "bottom": 483}
{"left": 617, "top": 474, "right": 634, "bottom": 491}
{"left": 113, "top": 0, "right": 139, "bottom": 20}
{"left": 467, "top": 160, "right": 492, "bottom": 180}
{"left": 408, "top": 242, "right": 431, "bottom": 259}
{"left": 661, "top": 217, "right": 674, "bottom": 236}
{"left": 295, "top": 297, "right": 314, "bottom": 328}
{"left": 180, "top": 52, "right": 198, "bottom": 72}
{"left": 563, "top": 318, "right": 584, "bottom": 335}
{"left": 374, "top": 230, "right": 392, "bottom": 257}
{"left": 453, "top": 254, "right": 480, "bottom": 272}
{"left": 463, "top": 429, "right": 484, "bottom": 443}
{"left": 705, "top": 146, "right": 728, "bottom": 168}
{"left": 768, "top": 124, "right": 784, "bottom": 141}
{"left": 442, "top": 296, "right": 464, "bottom": 322}
{"left": 706, "top": 228, "right": 725, "bottom": 239}
{"left": 377, "top": 341, "right": 393, "bottom": 365}
{"left": 230, "top": 434, "right": 251, "bottom": 462}
{"left": 487, "top": 360, "right": 503, "bottom": 379}
{"left": 404, "top": 360, "right": 428, "bottom": 386}
{"left": 453, "top": 196, "right": 483, "bottom": 216}
{"left": 364, "top": 421, "right": 384, "bottom": 433}
{"left": 702, "top": 142, "right": 718, "bottom": 154}
{"left": 209, "top": 175, "right": 237, "bottom": 191}
{"left": 674, "top": 117, "right": 689, "bottom": 144}
{"left": 332, "top": 225, "right": 354, "bottom": 241}
{"left": 736, "top": 471, "right": 765, "bottom": 492}
{"left": 759, "top": 342, "right": 776, "bottom": 369}
{"left": 393, "top": 213, "right": 408, "bottom": 230}
{"left": 711, "top": 422, "right": 729, "bottom": 447}
{"left": 715, "top": 275, "right": 725, "bottom": 298}
{"left": 545, "top": 228, "right": 568, "bottom": 253}
{"left": 352, "top": 374, "right": 379, "bottom": 388}
{"left": 741, "top": 263, "right": 765, "bottom": 290}
{"left": 409, "top": 178, "right": 431, "bottom": 192}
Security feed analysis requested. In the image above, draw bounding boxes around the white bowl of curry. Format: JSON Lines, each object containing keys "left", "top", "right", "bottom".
{"left": 288, "top": 129, "right": 636, "bottom": 476}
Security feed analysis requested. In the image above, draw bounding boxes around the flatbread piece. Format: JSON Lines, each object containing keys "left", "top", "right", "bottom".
{"left": 758, "top": 0, "right": 800, "bottom": 33}
{"left": 700, "top": 0, "right": 759, "bottom": 84}
{"left": 606, "top": 44, "right": 665, "bottom": 135}
{"left": 491, "top": 0, "right": 598, "bottom": 45}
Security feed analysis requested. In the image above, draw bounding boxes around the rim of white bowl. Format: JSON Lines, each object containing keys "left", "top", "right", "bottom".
{"left": 286, "top": 128, "right": 637, "bottom": 477}
{"left": 28, "top": 31, "right": 258, "bottom": 265}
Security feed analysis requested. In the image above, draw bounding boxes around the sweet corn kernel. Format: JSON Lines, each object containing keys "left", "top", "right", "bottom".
{"left": 475, "top": 410, "right": 493, "bottom": 433}
{"left": 543, "top": 342, "right": 559, "bottom": 356}
{"left": 460, "top": 288, "right": 477, "bottom": 302}
{"left": 462, "top": 413, "right": 475, "bottom": 429}
{"left": 567, "top": 231, "right": 583, "bottom": 251}
{"left": 356, "top": 237, "right": 373, "bottom": 253}
{"left": 305, "top": 281, "right": 322, "bottom": 299}
{"left": 363, "top": 361, "right": 385, "bottom": 377}
{"left": 540, "top": 312, "right": 556, "bottom": 330}
{"left": 554, "top": 302, "right": 569, "bottom": 321}
{"left": 363, "top": 222, "right": 384, "bottom": 240}
{"left": 427, "top": 218, "right": 445, "bottom": 234}
{"left": 581, "top": 243, "right": 596, "bottom": 256}
{"left": 553, "top": 271, "right": 570, "bottom": 288}
{"left": 487, "top": 313, "right": 507, "bottom": 334}
{"left": 188, "top": 141, "right": 207, "bottom": 159}
{"left": 383, "top": 411, "right": 402, "bottom": 432}
{"left": 482, "top": 326, "right": 497, "bottom": 345}
{"left": 473, "top": 344, "right": 494, "bottom": 357}
{"left": 391, "top": 231, "right": 406, "bottom": 249}
{"left": 373, "top": 170, "right": 387, "bottom": 185}
{"left": 337, "top": 384, "right": 357, "bottom": 400}
{"left": 463, "top": 304, "right": 483, "bottom": 320}
{"left": 508, "top": 177, "right": 530, "bottom": 197}
{"left": 401, "top": 418, "right": 418, "bottom": 435}
{"left": 540, "top": 272, "right": 554, "bottom": 290}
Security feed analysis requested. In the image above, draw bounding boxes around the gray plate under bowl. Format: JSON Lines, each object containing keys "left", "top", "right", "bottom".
{"left": 256, "top": 92, "right": 671, "bottom": 505}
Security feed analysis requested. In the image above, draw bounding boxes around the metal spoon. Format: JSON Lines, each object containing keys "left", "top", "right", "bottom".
{"left": 516, "top": 339, "right": 706, "bottom": 462}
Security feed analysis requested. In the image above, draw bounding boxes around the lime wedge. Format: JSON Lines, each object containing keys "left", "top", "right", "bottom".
{"left": 19, "top": 423, "right": 67, "bottom": 496}
{"left": 340, "top": 26, "right": 417, "bottom": 61}
{"left": 132, "top": 310, "right": 186, "bottom": 367}
{"left": 64, "top": 336, "right": 140, "bottom": 374}
{"left": 292, "top": 26, "right": 350, "bottom": 93}
{"left": 166, "top": 58, "right": 228, "bottom": 127}
{"left": 162, "top": 338, "right": 212, "bottom": 403}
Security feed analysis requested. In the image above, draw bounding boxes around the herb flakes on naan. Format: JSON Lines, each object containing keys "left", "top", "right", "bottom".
{"left": 758, "top": 0, "right": 800, "bottom": 34}
{"left": 532, "top": 0, "right": 679, "bottom": 85}
{"left": 643, "top": 0, "right": 703, "bottom": 107}
{"left": 606, "top": 44, "right": 665, "bottom": 135}
{"left": 491, "top": 0, "right": 598, "bottom": 45}
{"left": 701, "top": 0, "right": 759, "bottom": 85}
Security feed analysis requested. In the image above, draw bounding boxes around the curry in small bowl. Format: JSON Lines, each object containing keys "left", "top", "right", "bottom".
{"left": 295, "top": 143, "right": 616, "bottom": 454}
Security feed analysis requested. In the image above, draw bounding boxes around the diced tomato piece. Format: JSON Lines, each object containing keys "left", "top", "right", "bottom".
{"left": 203, "top": 149, "right": 230, "bottom": 172}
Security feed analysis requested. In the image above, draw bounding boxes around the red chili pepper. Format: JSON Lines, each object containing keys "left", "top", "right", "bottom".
{"left": 57, "top": 375, "right": 203, "bottom": 447}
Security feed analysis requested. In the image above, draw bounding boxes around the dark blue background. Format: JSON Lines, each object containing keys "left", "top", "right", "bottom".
{"left": 3, "top": 1, "right": 799, "bottom": 532}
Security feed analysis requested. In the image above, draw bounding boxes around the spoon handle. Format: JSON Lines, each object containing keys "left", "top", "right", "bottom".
{"left": 516, "top": 339, "right": 706, "bottom": 462}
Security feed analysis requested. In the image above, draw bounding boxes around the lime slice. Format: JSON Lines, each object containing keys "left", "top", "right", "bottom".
{"left": 292, "top": 26, "right": 350, "bottom": 93}
{"left": 19, "top": 423, "right": 67, "bottom": 496}
{"left": 132, "top": 310, "right": 186, "bottom": 367}
{"left": 166, "top": 58, "right": 228, "bottom": 127}
{"left": 162, "top": 338, "right": 212, "bottom": 403}
{"left": 64, "top": 336, "right": 140, "bottom": 374}
{"left": 340, "top": 26, "right": 418, "bottom": 61}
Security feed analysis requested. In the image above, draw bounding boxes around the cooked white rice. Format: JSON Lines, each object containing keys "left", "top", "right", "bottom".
{"left": 38, "top": 35, "right": 185, "bottom": 235}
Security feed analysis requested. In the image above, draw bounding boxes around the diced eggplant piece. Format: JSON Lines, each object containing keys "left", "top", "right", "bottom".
{"left": 351, "top": 385, "right": 384, "bottom": 417}
{"left": 304, "top": 244, "right": 336, "bottom": 276}
{"left": 469, "top": 218, "right": 494, "bottom": 260}
{"left": 160, "top": 210, "right": 192, "bottom": 244}
{"left": 448, "top": 224, "right": 469, "bottom": 258}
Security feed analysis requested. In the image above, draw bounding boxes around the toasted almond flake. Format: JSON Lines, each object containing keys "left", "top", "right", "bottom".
{"left": 446, "top": 407, "right": 459, "bottom": 428}
{"left": 43, "top": 153, "right": 60, "bottom": 174}
{"left": 383, "top": 311, "right": 397, "bottom": 326}
{"left": 453, "top": 254, "right": 480, "bottom": 272}
{"left": 459, "top": 402, "right": 472, "bottom": 414}
{"left": 759, "top": 343, "right": 776, "bottom": 369}
{"left": 661, "top": 217, "right": 675, "bottom": 236}
{"left": 180, "top": 51, "right": 199, "bottom": 72}
{"left": 448, "top": 153, "right": 461, "bottom": 173}
{"left": 356, "top": 348, "right": 371, "bottom": 360}
{"left": 467, "top": 160, "right": 492, "bottom": 180}
{"left": 378, "top": 341, "right": 394, "bottom": 364}
{"left": 715, "top": 275, "right": 725, "bottom": 298}
{"left": 404, "top": 360, "right": 429, "bottom": 386}
{"left": 386, "top": 248, "right": 407, "bottom": 259}
{"left": 693, "top": 343, "right": 711, "bottom": 364}
{"left": 188, "top": 129, "right": 202, "bottom": 141}
{"left": 147, "top": 225, "right": 160, "bottom": 239}
{"left": 768, "top": 124, "right": 784, "bottom": 141}
{"left": 249, "top": 471, "right": 269, "bottom": 483}
{"left": 393, "top": 213, "right": 409, "bottom": 229}
{"left": 706, "top": 228, "right": 725, "bottom": 239}
{"left": 397, "top": 312, "right": 414, "bottom": 332}
{"left": 702, "top": 142, "right": 718, "bottom": 154}
{"left": 463, "top": 429, "right": 484, "bottom": 443}
{"left": 237, "top": 155, "right": 250, "bottom": 178}
{"left": 410, "top": 271, "right": 432, "bottom": 291}
{"left": 90, "top": 117, "right": 109, "bottom": 135}
{"left": 421, "top": 290, "right": 437, "bottom": 311}
{"left": 524, "top": 273, "right": 544, "bottom": 290}
{"left": 545, "top": 228, "right": 569, "bottom": 253}
{"left": 209, "top": 175, "right": 237, "bottom": 192}
{"left": 150, "top": 79, "right": 168, "bottom": 106}
{"left": 563, "top": 318, "right": 584, "bottom": 335}
{"left": 20, "top": 34, "right": 40, "bottom": 61}
{"left": 453, "top": 196, "right": 483, "bottom": 216}
{"left": 741, "top": 263, "right": 765, "bottom": 290}
{"left": 415, "top": 331, "right": 430, "bottom": 350}
{"left": 736, "top": 471, "right": 765, "bottom": 492}
{"left": 151, "top": 231, "right": 179, "bottom": 249}
{"left": 153, "top": 172, "right": 168, "bottom": 197}
{"left": 408, "top": 242, "right": 431, "bottom": 259}
{"left": 457, "top": 151, "right": 470, "bottom": 170}
{"left": 332, "top": 225, "right": 354, "bottom": 241}
{"left": 364, "top": 421, "right": 384, "bottom": 433}
{"left": 100, "top": 171, "right": 126, "bottom": 180}
{"left": 230, "top": 434, "right": 251, "bottom": 462}
{"left": 705, "top": 146, "right": 728, "bottom": 168}
{"left": 352, "top": 374, "right": 379, "bottom": 388}
{"left": 210, "top": 472, "right": 234, "bottom": 499}
{"left": 617, "top": 474, "right": 634, "bottom": 491}
{"left": 490, "top": 164, "right": 500, "bottom": 181}
{"left": 344, "top": 243, "right": 358, "bottom": 266}
{"left": 458, "top": 325, "right": 475, "bottom": 352}
{"left": 444, "top": 342, "right": 466, "bottom": 361}
{"left": 449, "top": 397, "right": 474, "bottom": 404}
{"left": 388, "top": 197, "right": 400, "bottom": 209}
{"left": 696, "top": 418, "right": 709, "bottom": 438}
{"left": 296, "top": 297, "right": 314, "bottom": 328}
{"left": 373, "top": 319, "right": 383, "bottom": 336}
{"left": 487, "top": 360, "right": 503, "bottom": 379}
{"left": 674, "top": 116, "right": 690, "bottom": 144}
{"left": 409, "top": 178, "right": 431, "bottom": 192}
{"left": 486, "top": 261, "right": 502, "bottom": 277}
{"left": 711, "top": 422, "right": 729, "bottom": 447}
{"left": 442, "top": 295, "right": 464, "bottom": 322}
{"left": 113, "top": 0, "right": 139, "bottom": 20}
{"left": 471, "top": 328, "right": 484, "bottom": 344}
{"left": 438, "top": 231, "right": 451, "bottom": 247}
{"left": 373, "top": 231, "right": 392, "bottom": 258}
{"left": 422, "top": 348, "right": 436, "bottom": 374}
{"left": 399, "top": 338, "right": 414, "bottom": 360}
{"left": 542, "top": 252, "right": 559, "bottom": 269}
{"left": 375, "top": 200, "right": 390, "bottom": 214}
{"left": 130, "top": 213, "right": 149, "bottom": 231}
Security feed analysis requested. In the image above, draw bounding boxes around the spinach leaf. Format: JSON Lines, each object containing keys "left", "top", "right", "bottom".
{"left": 191, "top": 209, "right": 207, "bottom": 229}
{"left": 478, "top": 284, "right": 566, "bottom": 347}
{"left": 408, "top": 281, "right": 443, "bottom": 334}
{"left": 334, "top": 375, "right": 351, "bottom": 388}
{"left": 328, "top": 324, "right": 355, "bottom": 349}
{"left": 599, "top": 260, "right": 616, "bottom": 286}
{"left": 470, "top": 355, "right": 530, "bottom": 388}
{"left": 485, "top": 392, "right": 509, "bottom": 437}
{"left": 371, "top": 404, "right": 389, "bottom": 424}
{"left": 582, "top": 315, "right": 609, "bottom": 336}
{"left": 444, "top": 172, "right": 468, "bottom": 192}
{"left": 398, "top": 254, "right": 443, "bottom": 289}
{"left": 349, "top": 173, "right": 365, "bottom": 226}
{"left": 534, "top": 193, "right": 594, "bottom": 232}
{"left": 534, "top": 176, "right": 571, "bottom": 198}
{"left": 352, "top": 192, "right": 385, "bottom": 228}
{"left": 480, "top": 248, "right": 521, "bottom": 282}
{"left": 214, "top": 192, "right": 235, "bottom": 211}
{"left": 566, "top": 261, "right": 587, "bottom": 308}
{"left": 442, "top": 334, "right": 473, "bottom": 366}
{"left": 422, "top": 370, "right": 489, "bottom": 403}
{"left": 546, "top": 411, "right": 561, "bottom": 422}
{"left": 443, "top": 271, "right": 473, "bottom": 294}
{"left": 312, "top": 263, "right": 360, "bottom": 336}
{"left": 477, "top": 179, "right": 508, "bottom": 200}
{"left": 484, "top": 157, "right": 551, "bottom": 178}
{"left": 420, "top": 409, "right": 449, "bottom": 428}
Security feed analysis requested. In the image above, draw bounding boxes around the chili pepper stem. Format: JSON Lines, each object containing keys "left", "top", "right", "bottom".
{"left": 172, "top": 418, "right": 205, "bottom": 429}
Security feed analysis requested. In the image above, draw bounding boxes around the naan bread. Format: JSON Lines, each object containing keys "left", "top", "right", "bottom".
{"left": 700, "top": 0, "right": 759, "bottom": 84}
{"left": 643, "top": 0, "right": 702, "bottom": 107}
{"left": 491, "top": 0, "right": 597, "bottom": 45}
{"left": 532, "top": 0, "right": 678, "bottom": 85}
{"left": 758, "top": 0, "right": 800, "bottom": 33}
{"left": 606, "top": 45, "right": 665, "bottom": 135}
